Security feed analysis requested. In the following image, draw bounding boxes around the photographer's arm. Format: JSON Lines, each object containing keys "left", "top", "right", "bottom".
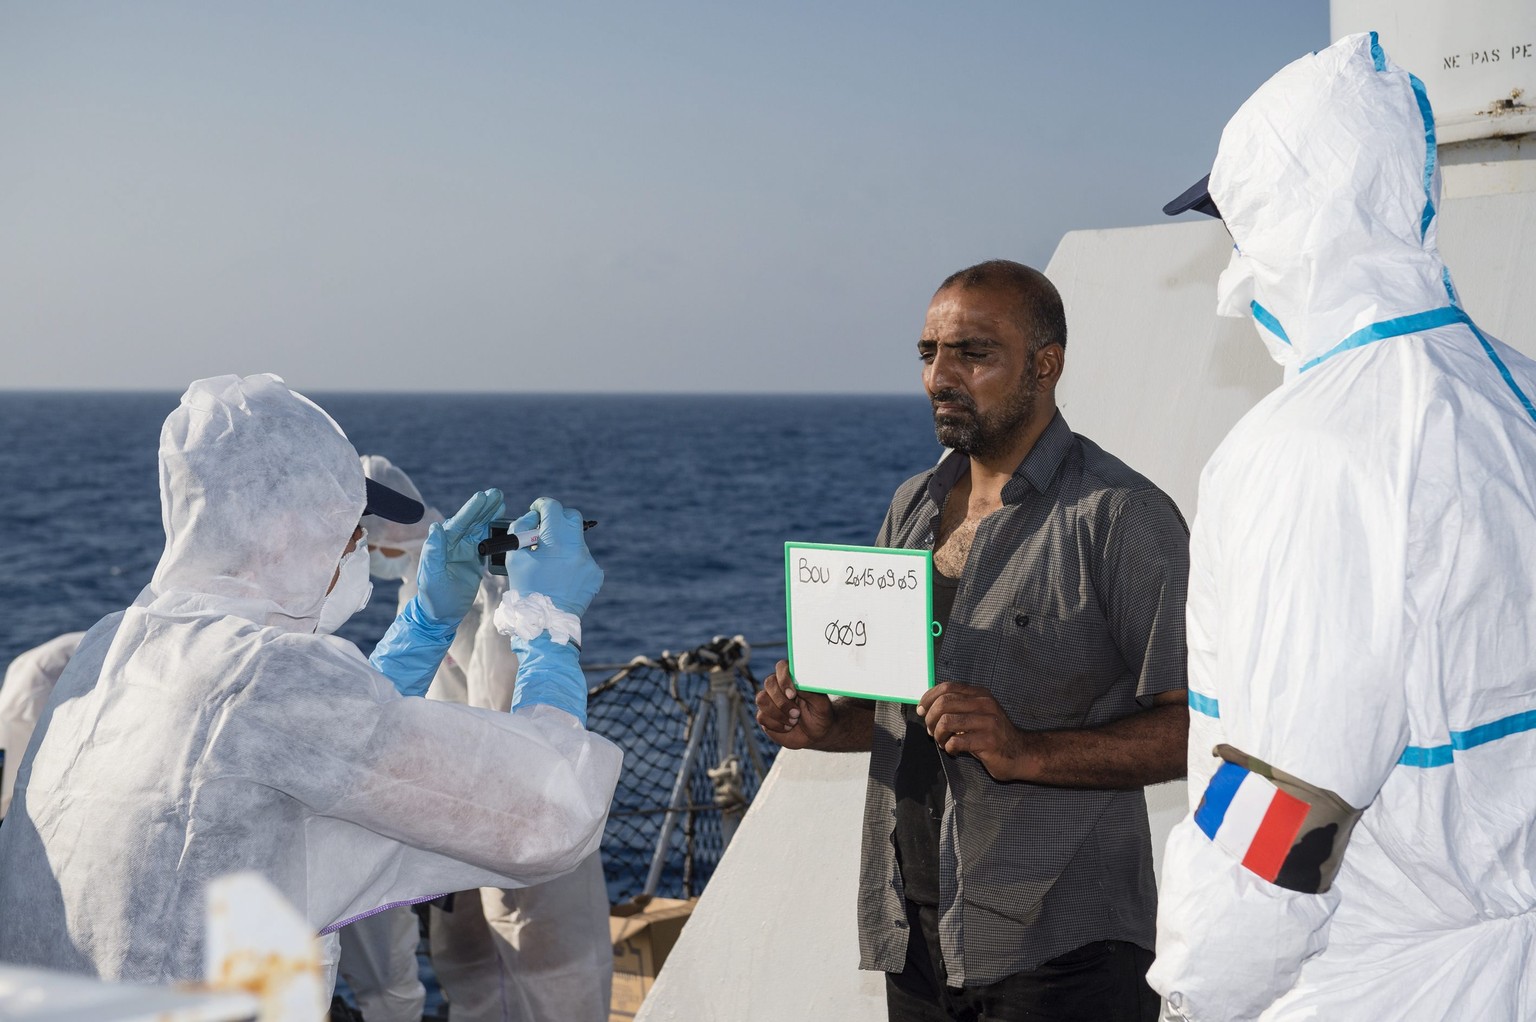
{"left": 370, "top": 598, "right": 457, "bottom": 697}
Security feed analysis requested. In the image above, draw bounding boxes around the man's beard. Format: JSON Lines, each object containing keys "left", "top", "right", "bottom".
{"left": 932, "top": 375, "right": 1038, "bottom": 459}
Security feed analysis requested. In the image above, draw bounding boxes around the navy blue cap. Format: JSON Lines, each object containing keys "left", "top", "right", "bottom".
{"left": 364, "top": 477, "right": 424, "bottom": 524}
{"left": 1163, "top": 173, "right": 1222, "bottom": 219}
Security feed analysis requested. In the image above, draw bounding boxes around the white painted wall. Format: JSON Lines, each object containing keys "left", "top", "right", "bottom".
{"left": 1437, "top": 191, "right": 1536, "bottom": 348}
{"left": 1332, "top": 0, "right": 1536, "bottom": 144}
{"left": 635, "top": 748, "right": 885, "bottom": 1022}
{"left": 1052, "top": 220, "right": 1279, "bottom": 519}
{"left": 639, "top": 188, "right": 1536, "bottom": 1021}
{"left": 1055, "top": 193, "right": 1536, "bottom": 513}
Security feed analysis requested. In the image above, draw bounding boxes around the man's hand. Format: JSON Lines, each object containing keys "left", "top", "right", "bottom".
{"left": 918, "top": 682, "right": 1033, "bottom": 782}
{"left": 755, "top": 660, "right": 837, "bottom": 750}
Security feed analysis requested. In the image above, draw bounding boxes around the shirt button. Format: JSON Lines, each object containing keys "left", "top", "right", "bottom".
{"left": 1015, "top": 613, "right": 1030, "bottom": 627}
{"left": 895, "top": 919, "right": 908, "bottom": 930}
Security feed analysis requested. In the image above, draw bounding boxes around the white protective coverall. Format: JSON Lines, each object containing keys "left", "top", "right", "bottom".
{"left": 0, "top": 632, "right": 85, "bottom": 819}
{"left": 363, "top": 454, "right": 614, "bottom": 1022}
{"left": 0, "top": 375, "right": 623, "bottom": 1004}
{"left": 1150, "top": 34, "right": 1536, "bottom": 1021}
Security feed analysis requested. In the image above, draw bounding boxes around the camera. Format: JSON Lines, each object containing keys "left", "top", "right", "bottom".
{"left": 480, "top": 518, "right": 520, "bottom": 576}
{"left": 476, "top": 516, "right": 596, "bottom": 575}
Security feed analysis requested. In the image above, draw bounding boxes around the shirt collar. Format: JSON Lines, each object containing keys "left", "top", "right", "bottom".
{"left": 926, "top": 410, "right": 1073, "bottom": 508}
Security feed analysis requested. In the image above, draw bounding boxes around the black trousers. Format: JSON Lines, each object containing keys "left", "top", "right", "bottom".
{"left": 885, "top": 900, "right": 1160, "bottom": 1022}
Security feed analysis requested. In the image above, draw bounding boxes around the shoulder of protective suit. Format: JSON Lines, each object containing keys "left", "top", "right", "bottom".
{"left": 1205, "top": 401, "right": 1406, "bottom": 538}
{"left": 1255, "top": 378, "right": 1398, "bottom": 449}
{"left": 243, "top": 630, "right": 391, "bottom": 699}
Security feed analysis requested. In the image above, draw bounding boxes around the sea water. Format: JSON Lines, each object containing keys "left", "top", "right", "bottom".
{"left": 0, "top": 391, "right": 941, "bottom": 671}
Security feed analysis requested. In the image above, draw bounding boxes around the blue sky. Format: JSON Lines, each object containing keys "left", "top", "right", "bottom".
{"left": 0, "top": 2, "right": 1329, "bottom": 392}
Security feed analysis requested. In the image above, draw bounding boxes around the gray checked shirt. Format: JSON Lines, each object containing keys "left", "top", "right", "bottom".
{"left": 857, "top": 411, "right": 1189, "bottom": 986}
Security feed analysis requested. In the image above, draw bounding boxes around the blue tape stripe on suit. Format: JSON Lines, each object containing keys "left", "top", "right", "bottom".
{"left": 1250, "top": 301, "right": 1290, "bottom": 344}
{"left": 1407, "top": 72, "right": 1437, "bottom": 239}
{"left": 1399, "top": 709, "right": 1536, "bottom": 767}
{"left": 1299, "top": 307, "right": 1468, "bottom": 373}
{"left": 1465, "top": 321, "right": 1536, "bottom": 424}
{"left": 1188, "top": 690, "right": 1220, "bottom": 718}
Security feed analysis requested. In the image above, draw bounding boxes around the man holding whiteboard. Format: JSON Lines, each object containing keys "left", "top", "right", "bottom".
{"left": 759, "top": 260, "right": 1189, "bottom": 1021}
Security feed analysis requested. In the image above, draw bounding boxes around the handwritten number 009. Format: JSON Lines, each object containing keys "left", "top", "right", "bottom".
{"left": 824, "top": 620, "right": 868, "bottom": 647}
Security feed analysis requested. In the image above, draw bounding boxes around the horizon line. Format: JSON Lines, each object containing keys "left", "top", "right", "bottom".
{"left": 0, "top": 387, "right": 925, "bottom": 398}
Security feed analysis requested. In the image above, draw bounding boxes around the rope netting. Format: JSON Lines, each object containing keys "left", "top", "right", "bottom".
{"left": 584, "top": 635, "right": 784, "bottom": 902}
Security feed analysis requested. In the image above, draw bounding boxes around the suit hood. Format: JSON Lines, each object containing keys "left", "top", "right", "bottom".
{"left": 146, "top": 374, "right": 365, "bottom": 630}
{"left": 1211, "top": 32, "right": 1460, "bottom": 375}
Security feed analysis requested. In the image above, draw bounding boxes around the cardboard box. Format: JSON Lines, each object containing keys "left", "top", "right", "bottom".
{"left": 609, "top": 896, "right": 697, "bottom": 1022}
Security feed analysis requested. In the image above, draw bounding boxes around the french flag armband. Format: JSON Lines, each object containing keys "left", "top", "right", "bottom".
{"left": 1193, "top": 744, "right": 1364, "bottom": 894}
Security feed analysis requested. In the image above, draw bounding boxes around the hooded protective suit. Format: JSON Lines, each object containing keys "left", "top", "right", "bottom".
{"left": 1149, "top": 34, "right": 1536, "bottom": 1020}
{"left": 0, "top": 375, "right": 622, "bottom": 997}
{"left": 359, "top": 454, "right": 614, "bottom": 1022}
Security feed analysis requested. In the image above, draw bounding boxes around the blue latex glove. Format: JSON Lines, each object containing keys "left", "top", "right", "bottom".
{"left": 505, "top": 497, "right": 604, "bottom": 616}
{"left": 502, "top": 497, "right": 602, "bottom": 723}
{"left": 416, "top": 489, "right": 506, "bottom": 626}
{"left": 369, "top": 488, "right": 504, "bottom": 697}
{"left": 369, "top": 596, "right": 457, "bottom": 697}
{"left": 509, "top": 634, "right": 588, "bottom": 724}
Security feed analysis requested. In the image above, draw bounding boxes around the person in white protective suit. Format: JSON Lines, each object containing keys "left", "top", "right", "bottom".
{"left": 0, "top": 632, "right": 86, "bottom": 820}
{"left": 360, "top": 454, "right": 614, "bottom": 1022}
{"left": 1149, "top": 33, "right": 1536, "bottom": 1021}
{"left": 0, "top": 374, "right": 622, "bottom": 1013}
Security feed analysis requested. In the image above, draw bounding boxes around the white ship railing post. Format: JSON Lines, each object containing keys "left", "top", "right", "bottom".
{"left": 642, "top": 694, "right": 713, "bottom": 897}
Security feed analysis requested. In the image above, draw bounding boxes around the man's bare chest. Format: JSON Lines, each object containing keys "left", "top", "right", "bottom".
{"left": 933, "top": 494, "right": 1001, "bottom": 577}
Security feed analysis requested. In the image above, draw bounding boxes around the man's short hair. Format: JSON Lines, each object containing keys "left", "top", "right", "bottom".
{"left": 936, "top": 260, "right": 1068, "bottom": 354}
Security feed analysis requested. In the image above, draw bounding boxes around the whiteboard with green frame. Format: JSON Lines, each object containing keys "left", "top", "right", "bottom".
{"left": 783, "top": 542, "right": 936, "bottom": 704}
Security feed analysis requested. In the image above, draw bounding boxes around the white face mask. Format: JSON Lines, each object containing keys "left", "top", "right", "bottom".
{"left": 369, "top": 548, "right": 413, "bottom": 581}
{"left": 1216, "top": 246, "right": 1292, "bottom": 367}
{"left": 318, "top": 542, "right": 373, "bottom": 635}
